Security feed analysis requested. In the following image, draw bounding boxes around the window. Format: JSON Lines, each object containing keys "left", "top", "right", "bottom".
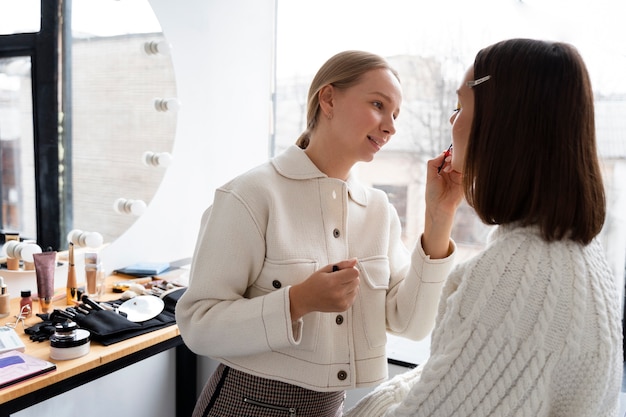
{"left": 274, "top": 0, "right": 626, "bottom": 363}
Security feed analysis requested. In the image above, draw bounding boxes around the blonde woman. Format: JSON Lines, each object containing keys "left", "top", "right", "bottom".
{"left": 176, "top": 50, "right": 463, "bottom": 417}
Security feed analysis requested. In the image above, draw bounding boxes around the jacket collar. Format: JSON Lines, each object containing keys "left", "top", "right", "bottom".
{"left": 271, "top": 145, "right": 368, "bottom": 206}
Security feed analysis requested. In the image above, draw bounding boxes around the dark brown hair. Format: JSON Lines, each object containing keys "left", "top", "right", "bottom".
{"left": 295, "top": 50, "right": 400, "bottom": 149}
{"left": 464, "top": 38, "right": 605, "bottom": 244}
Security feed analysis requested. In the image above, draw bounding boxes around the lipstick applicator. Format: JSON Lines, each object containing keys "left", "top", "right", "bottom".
{"left": 437, "top": 144, "right": 453, "bottom": 174}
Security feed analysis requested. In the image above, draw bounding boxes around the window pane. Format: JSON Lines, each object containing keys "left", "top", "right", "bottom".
{"left": 275, "top": 0, "right": 626, "bottom": 363}
{"left": 0, "top": 0, "right": 40, "bottom": 35}
{"left": 0, "top": 56, "right": 36, "bottom": 238}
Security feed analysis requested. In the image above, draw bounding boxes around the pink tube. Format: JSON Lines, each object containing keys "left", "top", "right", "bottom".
{"left": 33, "top": 251, "right": 57, "bottom": 313}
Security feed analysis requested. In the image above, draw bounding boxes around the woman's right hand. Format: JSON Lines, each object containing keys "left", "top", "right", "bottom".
{"left": 289, "top": 258, "right": 359, "bottom": 321}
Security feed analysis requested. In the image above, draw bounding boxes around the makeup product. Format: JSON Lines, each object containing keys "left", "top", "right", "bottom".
{"left": 0, "top": 277, "right": 9, "bottom": 318}
{"left": 33, "top": 251, "right": 56, "bottom": 314}
{"left": 5, "top": 232, "right": 20, "bottom": 271}
{"left": 437, "top": 144, "right": 453, "bottom": 174}
{"left": 20, "top": 290, "right": 33, "bottom": 318}
{"left": 49, "top": 321, "right": 90, "bottom": 360}
{"left": 84, "top": 252, "right": 105, "bottom": 299}
{"left": 66, "top": 243, "right": 78, "bottom": 305}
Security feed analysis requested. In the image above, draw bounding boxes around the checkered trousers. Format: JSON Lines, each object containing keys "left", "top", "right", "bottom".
{"left": 193, "top": 363, "right": 346, "bottom": 417}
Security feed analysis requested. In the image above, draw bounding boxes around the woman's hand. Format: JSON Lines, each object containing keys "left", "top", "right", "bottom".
{"left": 422, "top": 151, "right": 464, "bottom": 259}
{"left": 289, "top": 258, "right": 359, "bottom": 321}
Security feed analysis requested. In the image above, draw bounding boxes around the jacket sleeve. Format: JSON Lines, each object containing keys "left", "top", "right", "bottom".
{"left": 385, "top": 203, "right": 457, "bottom": 340}
{"left": 175, "top": 188, "right": 300, "bottom": 358}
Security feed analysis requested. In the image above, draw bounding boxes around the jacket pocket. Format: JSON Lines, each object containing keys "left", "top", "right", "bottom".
{"left": 243, "top": 397, "right": 297, "bottom": 417}
{"left": 248, "top": 258, "right": 318, "bottom": 296}
{"left": 248, "top": 258, "right": 320, "bottom": 352}
{"left": 356, "top": 256, "right": 390, "bottom": 348}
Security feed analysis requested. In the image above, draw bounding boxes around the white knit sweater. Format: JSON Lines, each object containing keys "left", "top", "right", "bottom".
{"left": 345, "top": 225, "right": 623, "bottom": 417}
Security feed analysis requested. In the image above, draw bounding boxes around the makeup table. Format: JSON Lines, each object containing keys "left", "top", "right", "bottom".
{"left": 0, "top": 277, "right": 196, "bottom": 417}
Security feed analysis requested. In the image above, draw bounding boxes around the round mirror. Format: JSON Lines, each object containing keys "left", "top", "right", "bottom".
{"left": 69, "top": 0, "right": 176, "bottom": 244}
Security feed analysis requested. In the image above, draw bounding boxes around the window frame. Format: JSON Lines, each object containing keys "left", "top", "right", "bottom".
{"left": 0, "top": 0, "right": 64, "bottom": 250}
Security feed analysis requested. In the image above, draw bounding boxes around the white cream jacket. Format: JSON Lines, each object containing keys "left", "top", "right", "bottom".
{"left": 176, "top": 145, "right": 455, "bottom": 391}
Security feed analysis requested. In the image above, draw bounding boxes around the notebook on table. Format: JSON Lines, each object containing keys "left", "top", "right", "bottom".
{"left": 0, "top": 350, "right": 57, "bottom": 389}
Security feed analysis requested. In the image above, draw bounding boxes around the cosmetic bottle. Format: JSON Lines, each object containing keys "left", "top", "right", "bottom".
{"left": 0, "top": 277, "right": 10, "bottom": 318}
{"left": 85, "top": 252, "right": 105, "bottom": 300}
{"left": 20, "top": 290, "right": 33, "bottom": 318}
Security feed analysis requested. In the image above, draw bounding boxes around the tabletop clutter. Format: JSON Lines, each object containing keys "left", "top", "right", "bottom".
{"left": 1, "top": 246, "right": 187, "bottom": 374}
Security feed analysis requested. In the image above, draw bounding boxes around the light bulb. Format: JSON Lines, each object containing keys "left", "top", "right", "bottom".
{"left": 143, "top": 40, "right": 172, "bottom": 56}
{"left": 19, "top": 243, "right": 43, "bottom": 263}
{"left": 142, "top": 151, "right": 173, "bottom": 168}
{"left": 154, "top": 98, "right": 181, "bottom": 112}
{"left": 113, "top": 198, "right": 147, "bottom": 216}
{"left": 67, "top": 229, "right": 104, "bottom": 248}
{"left": 4, "top": 241, "right": 42, "bottom": 262}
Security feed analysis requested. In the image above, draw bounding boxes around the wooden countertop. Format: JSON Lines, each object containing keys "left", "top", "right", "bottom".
{"left": 0, "top": 276, "right": 181, "bottom": 405}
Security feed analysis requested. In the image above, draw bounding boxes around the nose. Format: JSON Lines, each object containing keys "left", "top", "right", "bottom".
{"left": 382, "top": 115, "right": 396, "bottom": 136}
{"left": 449, "top": 112, "right": 457, "bottom": 125}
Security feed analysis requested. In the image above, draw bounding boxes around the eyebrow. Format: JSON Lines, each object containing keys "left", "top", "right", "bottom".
{"left": 369, "top": 90, "right": 393, "bottom": 103}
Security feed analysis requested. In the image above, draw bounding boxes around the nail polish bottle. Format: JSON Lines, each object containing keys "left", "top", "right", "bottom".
{"left": 20, "top": 290, "right": 33, "bottom": 318}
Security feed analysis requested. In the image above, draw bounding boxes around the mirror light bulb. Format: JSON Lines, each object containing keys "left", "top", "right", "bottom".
{"left": 67, "top": 229, "right": 104, "bottom": 248}
{"left": 143, "top": 151, "right": 173, "bottom": 168}
{"left": 114, "top": 198, "right": 147, "bottom": 216}
{"left": 4, "top": 241, "right": 42, "bottom": 262}
{"left": 143, "top": 40, "right": 172, "bottom": 56}
{"left": 154, "top": 98, "right": 181, "bottom": 112}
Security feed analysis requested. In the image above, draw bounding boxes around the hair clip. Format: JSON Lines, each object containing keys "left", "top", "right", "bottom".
{"left": 466, "top": 75, "right": 491, "bottom": 88}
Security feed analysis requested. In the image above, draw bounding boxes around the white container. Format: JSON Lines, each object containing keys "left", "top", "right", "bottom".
{"left": 49, "top": 321, "right": 90, "bottom": 360}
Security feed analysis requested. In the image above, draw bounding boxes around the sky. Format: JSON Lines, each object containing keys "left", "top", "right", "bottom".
{"left": 275, "top": 0, "right": 626, "bottom": 94}
{"left": 1, "top": 0, "right": 624, "bottom": 94}
{"left": 0, "top": 0, "right": 160, "bottom": 36}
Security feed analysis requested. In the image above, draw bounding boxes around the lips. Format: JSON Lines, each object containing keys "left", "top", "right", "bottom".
{"left": 368, "top": 136, "right": 385, "bottom": 149}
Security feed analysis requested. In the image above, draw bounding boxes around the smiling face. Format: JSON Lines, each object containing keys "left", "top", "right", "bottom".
{"left": 331, "top": 68, "right": 402, "bottom": 160}
{"left": 449, "top": 66, "right": 475, "bottom": 173}
{"left": 308, "top": 68, "right": 402, "bottom": 178}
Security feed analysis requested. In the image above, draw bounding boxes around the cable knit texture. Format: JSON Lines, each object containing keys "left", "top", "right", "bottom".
{"left": 345, "top": 225, "right": 623, "bottom": 417}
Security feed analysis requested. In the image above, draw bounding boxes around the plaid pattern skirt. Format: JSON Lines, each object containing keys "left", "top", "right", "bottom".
{"left": 193, "top": 363, "right": 345, "bottom": 417}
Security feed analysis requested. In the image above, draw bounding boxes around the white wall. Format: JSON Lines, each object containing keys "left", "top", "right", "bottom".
{"left": 101, "top": 0, "right": 275, "bottom": 272}
{"left": 13, "top": 1, "right": 275, "bottom": 415}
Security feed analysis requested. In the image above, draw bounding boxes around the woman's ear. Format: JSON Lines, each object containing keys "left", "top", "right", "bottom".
{"left": 318, "top": 84, "right": 335, "bottom": 119}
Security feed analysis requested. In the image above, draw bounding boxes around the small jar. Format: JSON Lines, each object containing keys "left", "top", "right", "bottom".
{"left": 20, "top": 290, "right": 33, "bottom": 318}
{"left": 50, "top": 321, "right": 91, "bottom": 360}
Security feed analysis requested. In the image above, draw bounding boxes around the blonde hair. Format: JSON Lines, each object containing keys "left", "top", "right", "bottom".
{"left": 295, "top": 50, "right": 399, "bottom": 149}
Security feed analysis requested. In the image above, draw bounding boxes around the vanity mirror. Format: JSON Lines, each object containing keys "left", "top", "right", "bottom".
{"left": 70, "top": 0, "right": 177, "bottom": 245}
{"left": 0, "top": 0, "right": 176, "bottom": 250}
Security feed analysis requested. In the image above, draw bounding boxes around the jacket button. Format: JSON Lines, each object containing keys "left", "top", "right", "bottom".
{"left": 335, "top": 315, "right": 344, "bottom": 325}
{"left": 333, "top": 228, "right": 340, "bottom": 238}
{"left": 337, "top": 370, "right": 347, "bottom": 380}
{"left": 272, "top": 280, "right": 281, "bottom": 289}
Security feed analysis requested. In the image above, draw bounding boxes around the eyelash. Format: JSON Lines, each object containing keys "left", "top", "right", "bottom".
{"left": 374, "top": 101, "right": 398, "bottom": 120}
